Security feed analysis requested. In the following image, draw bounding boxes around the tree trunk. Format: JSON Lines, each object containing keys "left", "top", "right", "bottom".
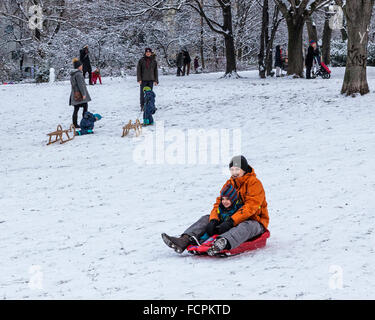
{"left": 224, "top": 35, "right": 237, "bottom": 76}
{"left": 321, "top": 7, "right": 332, "bottom": 65}
{"left": 306, "top": 16, "right": 318, "bottom": 42}
{"left": 266, "top": 5, "right": 281, "bottom": 76}
{"left": 200, "top": 0, "right": 205, "bottom": 69}
{"left": 287, "top": 18, "right": 305, "bottom": 77}
{"left": 341, "top": 0, "right": 374, "bottom": 96}
{"left": 213, "top": 37, "right": 218, "bottom": 71}
{"left": 222, "top": 2, "right": 237, "bottom": 77}
{"left": 258, "top": 0, "right": 269, "bottom": 78}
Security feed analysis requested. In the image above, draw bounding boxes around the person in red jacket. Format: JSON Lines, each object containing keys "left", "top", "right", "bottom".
{"left": 91, "top": 68, "right": 102, "bottom": 85}
{"left": 162, "top": 155, "right": 269, "bottom": 255}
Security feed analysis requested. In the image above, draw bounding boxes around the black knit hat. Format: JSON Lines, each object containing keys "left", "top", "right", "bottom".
{"left": 72, "top": 58, "right": 82, "bottom": 69}
{"left": 145, "top": 47, "right": 152, "bottom": 53}
{"left": 229, "top": 155, "right": 252, "bottom": 173}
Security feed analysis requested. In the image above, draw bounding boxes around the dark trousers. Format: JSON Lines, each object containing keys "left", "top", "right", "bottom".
{"left": 183, "top": 215, "right": 265, "bottom": 249}
{"left": 83, "top": 68, "right": 92, "bottom": 85}
{"left": 73, "top": 103, "right": 88, "bottom": 127}
{"left": 182, "top": 63, "right": 190, "bottom": 76}
{"left": 177, "top": 67, "right": 182, "bottom": 76}
{"left": 140, "top": 81, "right": 154, "bottom": 107}
{"left": 306, "top": 65, "right": 312, "bottom": 79}
{"left": 143, "top": 101, "right": 155, "bottom": 125}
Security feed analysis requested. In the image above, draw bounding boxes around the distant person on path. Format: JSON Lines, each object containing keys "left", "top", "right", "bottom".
{"left": 283, "top": 51, "right": 288, "bottom": 73}
{"left": 137, "top": 47, "right": 159, "bottom": 111}
{"left": 305, "top": 40, "right": 320, "bottom": 79}
{"left": 80, "top": 45, "right": 93, "bottom": 85}
{"left": 182, "top": 49, "right": 191, "bottom": 76}
{"left": 194, "top": 56, "right": 199, "bottom": 73}
{"left": 176, "top": 51, "right": 184, "bottom": 76}
{"left": 69, "top": 58, "right": 92, "bottom": 128}
{"left": 275, "top": 45, "right": 283, "bottom": 77}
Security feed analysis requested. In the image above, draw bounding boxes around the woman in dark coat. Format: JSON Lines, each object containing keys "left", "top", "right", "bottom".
{"left": 275, "top": 45, "right": 283, "bottom": 77}
{"left": 176, "top": 51, "right": 184, "bottom": 76}
{"left": 69, "top": 58, "right": 92, "bottom": 128}
{"left": 79, "top": 45, "right": 93, "bottom": 85}
{"left": 182, "top": 50, "right": 191, "bottom": 76}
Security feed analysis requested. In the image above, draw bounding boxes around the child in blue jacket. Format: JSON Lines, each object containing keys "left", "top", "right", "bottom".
{"left": 76, "top": 111, "right": 102, "bottom": 135}
{"left": 143, "top": 86, "right": 156, "bottom": 126}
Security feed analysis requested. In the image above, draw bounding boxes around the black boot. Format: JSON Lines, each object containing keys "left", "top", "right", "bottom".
{"left": 161, "top": 233, "right": 192, "bottom": 254}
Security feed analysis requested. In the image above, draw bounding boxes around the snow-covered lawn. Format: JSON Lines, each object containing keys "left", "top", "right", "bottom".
{"left": 0, "top": 68, "right": 374, "bottom": 299}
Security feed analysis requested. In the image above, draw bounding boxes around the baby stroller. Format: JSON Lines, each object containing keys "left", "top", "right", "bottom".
{"left": 312, "top": 60, "right": 331, "bottom": 79}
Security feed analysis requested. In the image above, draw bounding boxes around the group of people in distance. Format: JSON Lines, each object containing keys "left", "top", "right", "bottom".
{"left": 275, "top": 40, "right": 322, "bottom": 79}
{"left": 69, "top": 45, "right": 202, "bottom": 132}
{"left": 176, "top": 49, "right": 200, "bottom": 76}
{"left": 68, "top": 46, "right": 158, "bottom": 133}
{"left": 67, "top": 45, "right": 270, "bottom": 256}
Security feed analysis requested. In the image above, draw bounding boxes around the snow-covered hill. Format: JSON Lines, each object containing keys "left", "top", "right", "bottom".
{"left": 0, "top": 68, "right": 374, "bottom": 299}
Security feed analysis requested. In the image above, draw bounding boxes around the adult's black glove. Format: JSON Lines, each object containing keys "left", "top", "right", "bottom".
{"left": 216, "top": 219, "right": 234, "bottom": 235}
{"left": 206, "top": 219, "right": 220, "bottom": 236}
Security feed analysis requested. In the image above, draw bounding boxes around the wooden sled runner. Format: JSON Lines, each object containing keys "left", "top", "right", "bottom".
{"left": 187, "top": 229, "right": 270, "bottom": 257}
{"left": 47, "top": 124, "right": 76, "bottom": 145}
{"left": 122, "top": 119, "right": 142, "bottom": 137}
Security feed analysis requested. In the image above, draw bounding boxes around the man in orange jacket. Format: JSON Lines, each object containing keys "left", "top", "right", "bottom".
{"left": 162, "top": 155, "right": 269, "bottom": 255}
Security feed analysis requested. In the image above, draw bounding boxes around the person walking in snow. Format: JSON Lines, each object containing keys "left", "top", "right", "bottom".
{"left": 275, "top": 45, "right": 283, "bottom": 77}
{"left": 80, "top": 45, "right": 93, "bottom": 85}
{"left": 69, "top": 58, "right": 92, "bottom": 128}
{"left": 194, "top": 56, "right": 199, "bottom": 73}
{"left": 182, "top": 49, "right": 191, "bottom": 76}
{"left": 137, "top": 48, "right": 159, "bottom": 111}
{"left": 176, "top": 51, "right": 184, "bottom": 76}
{"left": 305, "top": 40, "right": 320, "bottom": 79}
{"left": 161, "top": 155, "right": 269, "bottom": 256}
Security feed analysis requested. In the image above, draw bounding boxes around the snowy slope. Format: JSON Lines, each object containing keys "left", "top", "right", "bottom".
{"left": 0, "top": 68, "right": 374, "bottom": 299}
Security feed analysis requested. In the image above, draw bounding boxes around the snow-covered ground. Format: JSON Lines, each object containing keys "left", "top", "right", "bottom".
{"left": 0, "top": 68, "right": 374, "bottom": 299}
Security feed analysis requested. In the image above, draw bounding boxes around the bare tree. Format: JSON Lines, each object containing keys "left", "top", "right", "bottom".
{"left": 259, "top": 0, "right": 283, "bottom": 78}
{"left": 187, "top": 0, "right": 239, "bottom": 77}
{"left": 273, "top": 0, "right": 331, "bottom": 77}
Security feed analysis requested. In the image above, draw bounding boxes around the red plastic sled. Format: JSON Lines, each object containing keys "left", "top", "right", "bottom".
{"left": 187, "top": 230, "right": 270, "bottom": 257}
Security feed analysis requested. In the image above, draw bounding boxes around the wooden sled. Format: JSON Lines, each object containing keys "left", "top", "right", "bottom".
{"left": 122, "top": 119, "right": 142, "bottom": 137}
{"left": 47, "top": 124, "right": 76, "bottom": 145}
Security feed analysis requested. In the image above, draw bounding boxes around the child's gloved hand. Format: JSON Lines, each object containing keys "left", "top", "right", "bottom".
{"left": 216, "top": 219, "right": 234, "bottom": 234}
{"left": 206, "top": 219, "right": 219, "bottom": 236}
